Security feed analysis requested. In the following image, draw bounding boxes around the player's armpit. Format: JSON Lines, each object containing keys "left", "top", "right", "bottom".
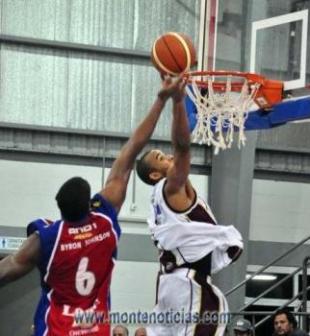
{"left": 0, "top": 233, "right": 40, "bottom": 287}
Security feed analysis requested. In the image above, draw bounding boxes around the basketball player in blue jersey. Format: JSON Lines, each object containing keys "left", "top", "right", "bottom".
{"left": 137, "top": 78, "right": 244, "bottom": 336}
{"left": 0, "top": 76, "right": 185, "bottom": 336}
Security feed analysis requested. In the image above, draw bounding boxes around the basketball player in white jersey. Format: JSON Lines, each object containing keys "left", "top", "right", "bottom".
{"left": 136, "top": 78, "right": 243, "bottom": 336}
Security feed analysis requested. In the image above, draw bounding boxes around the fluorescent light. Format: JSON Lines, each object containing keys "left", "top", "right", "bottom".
{"left": 246, "top": 274, "right": 277, "bottom": 281}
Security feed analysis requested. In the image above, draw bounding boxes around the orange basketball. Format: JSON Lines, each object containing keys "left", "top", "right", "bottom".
{"left": 151, "top": 32, "right": 196, "bottom": 76}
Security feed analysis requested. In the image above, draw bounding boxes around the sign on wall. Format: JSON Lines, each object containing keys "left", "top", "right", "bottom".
{"left": 0, "top": 236, "right": 26, "bottom": 251}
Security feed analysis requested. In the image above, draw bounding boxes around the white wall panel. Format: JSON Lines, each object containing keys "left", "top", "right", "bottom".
{"left": 0, "top": 159, "right": 209, "bottom": 228}
{"left": 250, "top": 179, "right": 310, "bottom": 243}
{"left": 110, "top": 260, "right": 158, "bottom": 334}
{"left": 2, "top": 158, "right": 310, "bottom": 244}
{"left": 0, "top": 160, "right": 102, "bottom": 227}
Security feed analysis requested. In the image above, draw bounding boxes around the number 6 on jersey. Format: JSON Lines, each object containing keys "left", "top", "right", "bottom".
{"left": 75, "top": 257, "right": 96, "bottom": 296}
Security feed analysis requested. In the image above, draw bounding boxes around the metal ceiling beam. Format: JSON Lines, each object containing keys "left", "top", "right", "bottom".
{"left": 0, "top": 34, "right": 150, "bottom": 61}
{"left": 0, "top": 122, "right": 212, "bottom": 175}
{"left": 0, "top": 122, "right": 310, "bottom": 181}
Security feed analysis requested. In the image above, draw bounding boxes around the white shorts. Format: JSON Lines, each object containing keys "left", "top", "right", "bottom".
{"left": 147, "top": 268, "right": 228, "bottom": 336}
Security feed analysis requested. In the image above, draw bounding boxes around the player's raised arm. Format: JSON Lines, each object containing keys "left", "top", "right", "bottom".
{"left": 0, "top": 233, "right": 40, "bottom": 287}
{"left": 101, "top": 76, "right": 184, "bottom": 213}
{"left": 165, "top": 78, "right": 192, "bottom": 195}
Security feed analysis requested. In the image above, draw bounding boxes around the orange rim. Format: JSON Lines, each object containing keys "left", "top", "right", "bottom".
{"left": 184, "top": 70, "right": 284, "bottom": 108}
{"left": 184, "top": 70, "right": 266, "bottom": 91}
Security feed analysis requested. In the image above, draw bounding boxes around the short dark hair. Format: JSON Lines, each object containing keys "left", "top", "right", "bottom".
{"left": 55, "top": 177, "right": 91, "bottom": 222}
{"left": 273, "top": 308, "right": 297, "bottom": 329}
{"left": 136, "top": 150, "right": 157, "bottom": 186}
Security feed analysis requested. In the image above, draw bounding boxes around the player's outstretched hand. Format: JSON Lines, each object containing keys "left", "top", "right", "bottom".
{"left": 158, "top": 75, "right": 187, "bottom": 102}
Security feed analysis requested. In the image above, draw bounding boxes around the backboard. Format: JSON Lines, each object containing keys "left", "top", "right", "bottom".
{"left": 198, "top": 0, "right": 310, "bottom": 96}
{"left": 185, "top": 0, "right": 310, "bottom": 151}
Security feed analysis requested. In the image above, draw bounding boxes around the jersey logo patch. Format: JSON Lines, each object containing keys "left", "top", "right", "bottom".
{"left": 74, "top": 233, "right": 93, "bottom": 240}
{"left": 92, "top": 200, "right": 101, "bottom": 208}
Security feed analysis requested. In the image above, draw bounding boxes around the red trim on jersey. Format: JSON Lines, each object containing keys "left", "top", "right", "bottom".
{"left": 90, "top": 211, "right": 119, "bottom": 242}
{"left": 44, "top": 221, "right": 64, "bottom": 283}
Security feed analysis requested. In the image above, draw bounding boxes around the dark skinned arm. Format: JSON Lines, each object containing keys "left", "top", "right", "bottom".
{"left": 101, "top": 76, "right": 185, "bottom": 213}
{"left": 0, "top": 233, "right": 40, "bottom": 287}
{"left": 165, "top": 79, "right": 193, "bottom": 196}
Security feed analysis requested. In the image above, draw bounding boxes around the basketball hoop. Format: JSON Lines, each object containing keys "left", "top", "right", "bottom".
{"left": 184, "top": 70, "right": 284, "bottom": 153}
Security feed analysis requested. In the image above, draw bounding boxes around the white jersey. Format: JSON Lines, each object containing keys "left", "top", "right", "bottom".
{"left": 148, "top": 178, "right": 243, "bottom": 274}
{"left": 150, "top": 178, "right": 217, "bottom": 226}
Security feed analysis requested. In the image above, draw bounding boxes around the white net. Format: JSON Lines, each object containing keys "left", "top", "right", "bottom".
{"left": 186, "top": 75, "right": 261, "bottom": 154}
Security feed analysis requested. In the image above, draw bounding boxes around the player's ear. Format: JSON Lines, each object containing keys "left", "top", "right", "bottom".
{"left": 149, "top": 171, "right": 162, "bottom": 182}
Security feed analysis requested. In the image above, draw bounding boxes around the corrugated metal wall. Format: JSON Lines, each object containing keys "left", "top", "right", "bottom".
{"left": 0, "top": 0, "right": 200, "bottom": 135}
{"left": 1, "top": 0, "right": 199, "bottom": 49}
{"left": 257, "top": 122, "right": 310, "bottom": 150}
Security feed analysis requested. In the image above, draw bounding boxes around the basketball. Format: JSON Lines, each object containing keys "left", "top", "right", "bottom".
{"left": 151, "top": 32, "right": 196, "bottom": 76}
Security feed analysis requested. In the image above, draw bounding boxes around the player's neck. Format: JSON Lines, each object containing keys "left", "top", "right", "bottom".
{"left": 65, "top": 213, "right": 90, "bottom": 227}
